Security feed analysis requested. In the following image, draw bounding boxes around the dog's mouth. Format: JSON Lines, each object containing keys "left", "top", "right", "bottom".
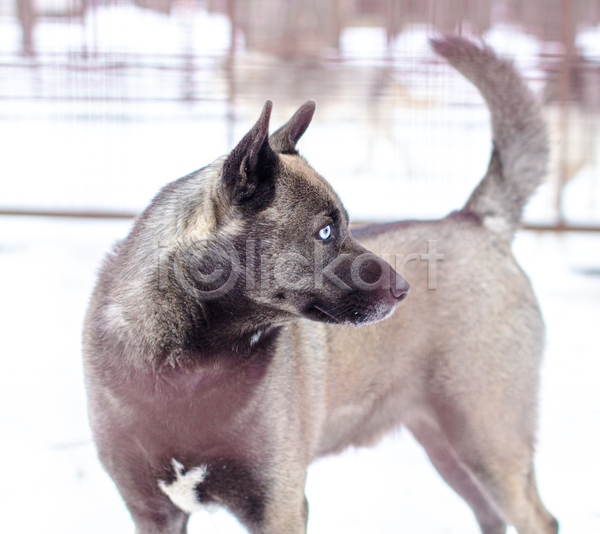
{"left": 303, "top": 304, "right": 353, "bottom": 326}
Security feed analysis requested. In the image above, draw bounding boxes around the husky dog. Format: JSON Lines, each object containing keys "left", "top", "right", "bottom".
{"left": 84, "top": 36, "right": 557, "bottom": 534}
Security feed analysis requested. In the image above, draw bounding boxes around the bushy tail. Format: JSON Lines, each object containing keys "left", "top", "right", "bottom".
{"left": 431, "top": 36, "right": 549, "bottom": 241}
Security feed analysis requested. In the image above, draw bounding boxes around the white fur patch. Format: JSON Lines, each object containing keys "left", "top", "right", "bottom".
{"left": 250, "top": 329, "right": 263, "bottom": 346}
{"left": 103, "top": 301, "right": 129, "bottom": 333}
{"left": 158, "top": 459, "right": 208, "bottom": 513}
{"left": 483, "top": 215, "right": 511, "bottom": 239}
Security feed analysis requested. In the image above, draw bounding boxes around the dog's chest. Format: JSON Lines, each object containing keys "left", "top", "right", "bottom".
{"left": 156, "top": 456, "right": 267, "bottom": 523}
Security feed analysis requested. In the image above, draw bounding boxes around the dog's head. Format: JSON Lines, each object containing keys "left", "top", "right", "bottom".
{"left": 138, "top": 102, "right": 408, "bottom": 350}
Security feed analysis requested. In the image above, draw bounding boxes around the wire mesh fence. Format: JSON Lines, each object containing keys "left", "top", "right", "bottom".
{"left": 1, "top": 0, "right": 599, "bottom": 229}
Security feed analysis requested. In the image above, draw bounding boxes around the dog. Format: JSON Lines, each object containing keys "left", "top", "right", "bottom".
{"left": 83, "top": 36, "right": 558, "bottom": 534}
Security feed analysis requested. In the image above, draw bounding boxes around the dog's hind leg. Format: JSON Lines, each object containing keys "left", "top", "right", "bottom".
{"left": 464, "top": 460, "right": 558, "bottom": 534}
{"left": 412, "top": 401, "right": 558, "bottom": 534}
{"left": 408, "top": 419, "right": 507, "bottom": 534}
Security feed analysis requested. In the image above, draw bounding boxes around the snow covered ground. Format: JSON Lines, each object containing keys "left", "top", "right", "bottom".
{"left": 1, "top": 3, "right": 599, "bottom": 533}
{"left": 0, "top": 216, "right": 599, "bottom": 534}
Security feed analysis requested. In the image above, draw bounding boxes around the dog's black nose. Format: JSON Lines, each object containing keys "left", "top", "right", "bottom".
{"left": 391, "top": 272, "right": 410, "bottom": 301}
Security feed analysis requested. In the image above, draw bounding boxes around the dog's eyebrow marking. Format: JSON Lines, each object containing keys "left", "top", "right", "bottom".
{"left": 158, "top": 459, "right": 208, "bottom": 513}
{"left": 335, "top": 207, "right": 349, "bottom": 225}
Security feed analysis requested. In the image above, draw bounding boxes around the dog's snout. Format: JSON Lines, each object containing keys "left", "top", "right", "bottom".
{"left": 391, "top": 271, "right": 410, "bottom": 301}
{"left": 358, "top": 257, "right": 383, "bottom": 285}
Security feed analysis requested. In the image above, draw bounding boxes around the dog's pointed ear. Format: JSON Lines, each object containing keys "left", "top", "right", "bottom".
{"left": 269, "top": 100, "right": 315, "bottom": 154}
{"left": 222, "top": 101, "right": 278, "bottom": 203}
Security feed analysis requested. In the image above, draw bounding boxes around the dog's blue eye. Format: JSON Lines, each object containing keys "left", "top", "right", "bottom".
{"left": 319, "top": 225, "right": 332, "bottom": 240}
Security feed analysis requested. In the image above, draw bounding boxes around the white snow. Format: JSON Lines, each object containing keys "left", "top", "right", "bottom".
{"left": 340, "top": 26, "right": 388, "bottom": 65}
{"left": 576, "top": 23, "right": 600, "bottom": 59}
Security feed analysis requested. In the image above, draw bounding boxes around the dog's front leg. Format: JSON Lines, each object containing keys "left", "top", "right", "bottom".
{"left": 252, "top": 475, "right": 309, "bottom": 533}
{"left": 121, "top": 487, "right": 190, "bottom": 534}
{"left": 252, "top": 492, "right": 309, "bottom": 534}
{"left": 236, "top": 457, "right": 309, "bottom": 534}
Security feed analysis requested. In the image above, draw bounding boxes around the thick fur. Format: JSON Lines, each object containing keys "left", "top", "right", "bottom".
{"left": 431, "top": 36, "right": 549, "bottom": 241}
{"left": 84, "top": 37, "right": 557, "bottom": 534}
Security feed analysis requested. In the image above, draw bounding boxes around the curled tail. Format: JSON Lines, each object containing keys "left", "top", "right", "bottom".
{"left": 431, "top": 36, "right": 549, "bottom": 241}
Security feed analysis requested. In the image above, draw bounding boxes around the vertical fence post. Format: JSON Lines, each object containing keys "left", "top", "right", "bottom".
{"left": 557, "top": 0, "right": 573, "bottom": 224}
{"left": 226, "top": 0, "right": 238, "bottom": 150}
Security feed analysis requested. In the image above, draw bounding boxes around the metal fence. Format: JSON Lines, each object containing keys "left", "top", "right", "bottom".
{"left": 1, "top": 0, "right": 599, "bottom": 230}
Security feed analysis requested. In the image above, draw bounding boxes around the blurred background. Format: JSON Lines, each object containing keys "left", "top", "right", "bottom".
{"left": 1, "top": 1, "right": 599, "bottom": 533}
{"left": 1, "top": 0, "right": 600, "bottom": 224}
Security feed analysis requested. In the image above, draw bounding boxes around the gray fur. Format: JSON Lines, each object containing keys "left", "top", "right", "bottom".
{"left": 84, "top": 37, "right": 557, "bottom": 534}
{"left": 431, "top": 36, "right": 549, "bottom": 241}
